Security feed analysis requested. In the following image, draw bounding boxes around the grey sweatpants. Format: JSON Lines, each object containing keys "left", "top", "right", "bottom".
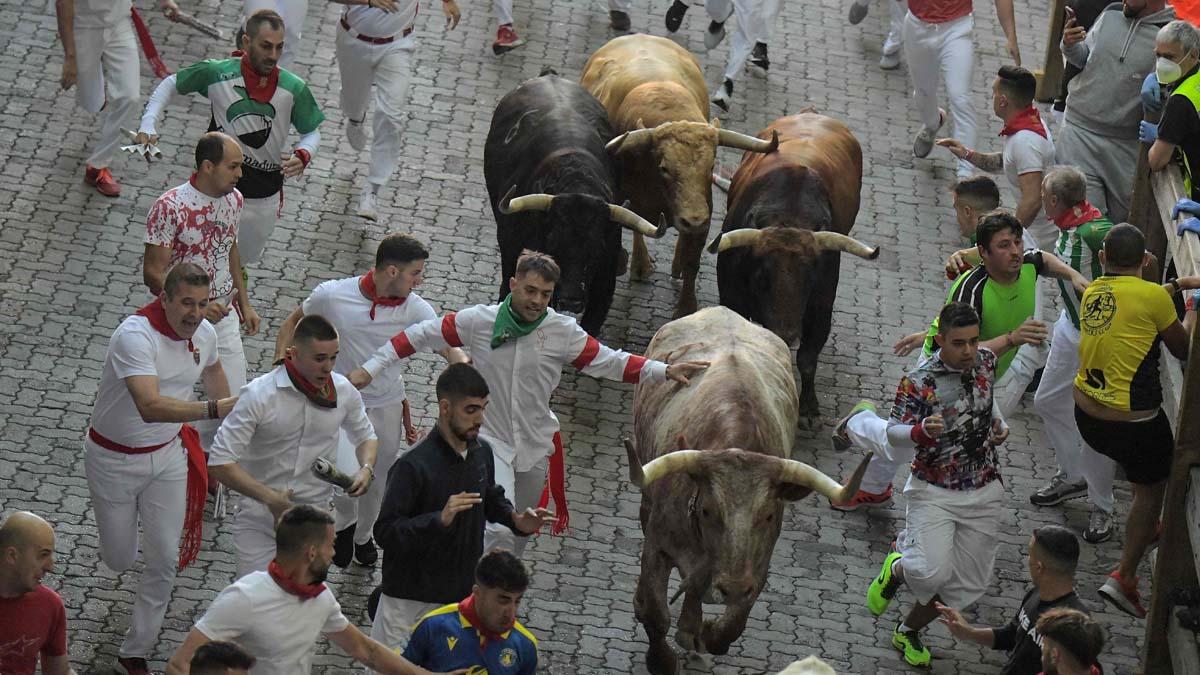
{"left": 1054, "top": 121, "right": 1138, "bottom": 225}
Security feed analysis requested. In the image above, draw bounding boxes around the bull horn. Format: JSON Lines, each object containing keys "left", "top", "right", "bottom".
{"left": 706, "top": 228, "right": 762, "bottom": 254}
{"left": 812, "top": 232, "right": 881, "bottom": 260}
{"left": 606, "top": 128, "right": 654, "bottom": 155}
{"left": 609, "top": 203, "right": 666, "bottom": 238}
{"left": 777, "top": 452, "right": 874, "bottom": 503}
{"left": 641, "top": 449, "right": 706, "bottom": 487}
{"left": 623, "top": 438, "right": 645, "bottom": 489}
{"left": 499, "top": 187, "right": 555, "bottom": 215}
{"left": 717, "top": 128, "right": 779, "bottom": 154}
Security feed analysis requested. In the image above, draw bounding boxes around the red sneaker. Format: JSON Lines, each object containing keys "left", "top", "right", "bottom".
{"left": 1098, "top": 570, "right": 1147, "bottom": 618}
{"left": 831, "top": 483, "right": 893, "bottom": 512}
{"left": 85, "top": 165, "right": 121, "bottom": 197}
{"left": 117, "top": 656, "right": 152, "bottom": 675}
{"left": 493, "top": 24, "right": 525, "bottom": 54}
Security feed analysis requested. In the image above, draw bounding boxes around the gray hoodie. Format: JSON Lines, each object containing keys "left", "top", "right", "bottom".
{"left": 1062, "top": 2, "right": 1176, "bottom": 138}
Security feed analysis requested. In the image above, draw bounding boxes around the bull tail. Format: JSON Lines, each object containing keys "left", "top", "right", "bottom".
{"left": 540, "top": 66, "right": 559, "bottom": 77}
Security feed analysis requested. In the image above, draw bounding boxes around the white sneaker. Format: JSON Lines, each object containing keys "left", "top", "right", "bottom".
{"left": 346, "top": 118, "right": 367, "bottom": 152}
{"left": 913, "top": 108, "right": 946, "bottom": 158}
{"left": 880, "top": 51, "right": 901, "bottom": 70}
{"left": 357, "top": 186, "right": 380, "bottom": 221}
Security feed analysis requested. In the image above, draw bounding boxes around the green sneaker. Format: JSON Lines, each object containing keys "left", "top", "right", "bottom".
{"left": 867, "top": 551, "right": 902, "bottom": 616}
{"left": 831, "top": 400, "right": 877, "bottom": 452}
{"left": 892, "top": 624, "right": 931, "bottom": 667}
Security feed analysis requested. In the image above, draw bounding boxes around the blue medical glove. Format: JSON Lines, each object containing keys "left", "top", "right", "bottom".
{"left": 1139, "top": 120, "right": 1159, "bottom": 143}
{"left": 1179, "top": 216, "right": 1200, "bottom": 236}
{"left": 1142, "top": 72, "right": 1164, "bottom": 116}
{"left": 1172, "top": 198, "right": 1200, "bottom": 219}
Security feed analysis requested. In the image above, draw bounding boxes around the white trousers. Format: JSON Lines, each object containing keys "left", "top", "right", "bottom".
{"left": 334, "top": 401, "right": 409, "bottom": 545}
{"left": 238, "top": 194, "right": 280, "bottom": 267}
{"left": 244, "top": 0, "right": 308, "bottom": 71}
{"left": 231, "top": 497, "right": 332, "bottom": 579}
{"left": 882, "top": 0, "right": 904, "bottom": 56}
{"left": 1033, "top": 313, "right": 1115, "bottom": 513}
{"left": 493, "top": 0, "right": 629, "bottom": 27}
{"left": 902, "top": 12, "right": 976, "bottom": 178}
{"left": 483, "top": 454, "right": 548, "bottom": 559}
{"left": 195, "top": 310, "right": 247, "bottom": 450}
{"left": 336, "top": 29, "right": 414, "bottom": 189}
{"left": 367, "top": 594, "right": 440, "bottom": 672}
{"left": 85, "top": 436, "right": 187, "bottom": 658}
{"left": 74, "top": 20, "right": 140, "bottom": 169}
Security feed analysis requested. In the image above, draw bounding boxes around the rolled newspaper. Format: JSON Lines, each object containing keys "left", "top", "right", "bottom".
{"left": 312, "top": 458, "right": 356, "bottom": 492}
{"left": 174, "top": 11, "right": 225, "bottom": 41}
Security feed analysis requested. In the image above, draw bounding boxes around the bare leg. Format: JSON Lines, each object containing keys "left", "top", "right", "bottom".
{"left": 1117, "top": 481, "right": 1166, "bottom": 581}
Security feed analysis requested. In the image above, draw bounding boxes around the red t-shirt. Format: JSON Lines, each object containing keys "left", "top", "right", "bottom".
{"left": 0, "top": 585, "right": 68, "bottom": 674}
{"left": 909, "top": 0, "right": 972, "bottom": 23}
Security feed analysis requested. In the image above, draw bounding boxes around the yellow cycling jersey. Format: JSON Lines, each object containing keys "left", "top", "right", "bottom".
{"left": 1075, "top": 275, "right": 1178, "bottom": 411}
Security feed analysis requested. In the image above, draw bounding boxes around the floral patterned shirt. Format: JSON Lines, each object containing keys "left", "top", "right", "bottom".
{"left": 145, "top": 178, "right": 243, "bottom": 300}
{"left": 888, "top": 347, "right": 1001, "bottom": 490}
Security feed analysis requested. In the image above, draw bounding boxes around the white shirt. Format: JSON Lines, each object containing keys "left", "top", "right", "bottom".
{"left": 145, "top": 180, "right": 243, "bottom": 301}
{"left": 362, "top": 305, "right": 668, "bottom": 472}
{"left": 75, "top": 0, "right": 131, "bottom": 29}
{"left": 342, "top": 2, "right": 417, "bottom": 38}
{"left": 89, "top": 315, "right": 218, "bottom": 448}
{"left": 209, "top": 367, "right": 376, "bottom": 503}
{"left": 301, "top": 277, "right": 436, "bottom": 408}
{"left": 194, "top": 570, "right": 350, "bottom": 675}
{"left": 1003, "top": 128, "right": 1056, "bottom": 245}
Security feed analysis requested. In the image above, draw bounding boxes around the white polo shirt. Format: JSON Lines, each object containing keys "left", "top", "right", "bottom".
{"left": 1003, "top": 128, "right": 1056, "bottom": 245}
{"left": 75, "top": 0, "right": 131, "bottom": 29}
{"left": 342, "top": 2, "right": 417, "bottom": 38}
{"left": 88, "top": 315, "right": 218, "bottom": 448}
{"left": 300, "top": 277, "right": 436, "bottom": 409}
{"left": 209, "top": 367, "right": 376, "bottom": 504}
{"left": 194, "top": 570, "right": 350, "bottom": 675}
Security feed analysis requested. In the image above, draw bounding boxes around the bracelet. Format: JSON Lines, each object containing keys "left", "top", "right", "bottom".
{"left": 1005, "top": 332, "right": 1014, "bottom": 348}
{"left": 362, "top": 463, "right": 375, "bottom": 477}
{"left": 965, "top": 149, "right": 975, "bottom": 163}
{"left": 1167, "top": 278, "right": 1180, "bottom": 294}
{"left": 207, "top": 399, "right": 219, "bottom": 420}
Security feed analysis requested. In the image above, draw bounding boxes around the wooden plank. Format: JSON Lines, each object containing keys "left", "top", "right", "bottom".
{"left": 1169, "top": 612, "right": 1200, "bottom": 675}
{"left": 1150, "top": 166, "right": 1200, "bottom": 277}
{"left": 1189, "top": 467, "right": 1200, "bottom": 586}
{"left": 1036, "top": 0, "right": 1068, "bottom": 101}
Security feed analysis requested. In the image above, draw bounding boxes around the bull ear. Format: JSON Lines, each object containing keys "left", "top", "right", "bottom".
{"left": 710, "top": 117, "right": 722, "bottom": 130}
{"left": 635, "top": 117, "right": 647, "bottom": 130}
{"left": 777, "top": 483, "right": 814, "bottom": 502}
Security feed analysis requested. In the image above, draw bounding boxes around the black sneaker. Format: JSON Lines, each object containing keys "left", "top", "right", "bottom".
{"left": 750, "top": 42, "right": 769, "bottom": 72}
{"left": 333, "top": 524, "right": 355, "bottom": 568}
{"left": 354, "top": 537, "right": 378, "bottom": 566}
{"left": 711, "top": 78, "right": 733, "bottom": 112}
{"left": 610, "top": 9, "right": 631, "bottom": 31}
{"left": 368, "top": 586, "right": 382, "bottom": 622}
{"left": 665, "top": 0, "right": 688, "bottom": 33}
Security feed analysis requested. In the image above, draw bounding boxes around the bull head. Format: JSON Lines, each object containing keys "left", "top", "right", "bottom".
{"left": 498, "top": 186, "right": 669, "bottom": 238}
{"left": 706, "top": 228, "right": 881, "bottom": 259}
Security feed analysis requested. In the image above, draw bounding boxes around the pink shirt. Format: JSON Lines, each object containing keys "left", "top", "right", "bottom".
{"left": 909, "top": 0, "right": 972, "bottom": 23}
{"left": 146, "top": 179, "right": 243, "bottom": 300}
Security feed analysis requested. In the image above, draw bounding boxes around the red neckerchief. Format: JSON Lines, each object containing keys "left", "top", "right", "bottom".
{"left": 267, "top": 560, "right": 326, "bottom": 600}
{"left": 284, "top": 357, "right": 337, "bottom": 408}
{"left": 458, "top": 594, "right": 509, "bottom": 647}
{"left": 359, "top": 270, "right": 407, "bottom": 320}
{"left": 240, "top": 53, "right": 279, "bottom": 103}
{"left": 999, "top": 106, "right": 1048, "bottom": 139}
{"left": 136, "top": 299, "right": 197, "bottom": 358}
{"left": 1051, "top": 200, "right": 1104, "bottom": 231}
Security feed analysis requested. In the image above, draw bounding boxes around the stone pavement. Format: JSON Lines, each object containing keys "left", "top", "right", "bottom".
{"left": 0, "top": 0, "right": 1151, "bottom": 672}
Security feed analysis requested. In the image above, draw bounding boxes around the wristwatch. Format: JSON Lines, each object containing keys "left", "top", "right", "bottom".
{"left": 1167, "top": 278, "right": 1181, "bottom": 294}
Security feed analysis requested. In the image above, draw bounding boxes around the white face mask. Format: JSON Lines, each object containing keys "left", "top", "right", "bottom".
{"left": 1157, "top": 56, "right": 1184, "bottom": 85}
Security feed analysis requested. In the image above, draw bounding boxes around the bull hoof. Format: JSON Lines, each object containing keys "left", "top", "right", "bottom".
{"left": 646, "top": 642, "right": 680, "bottom": 675}
{"left": 796, "top": 414, "right": 821, "bottom": 432}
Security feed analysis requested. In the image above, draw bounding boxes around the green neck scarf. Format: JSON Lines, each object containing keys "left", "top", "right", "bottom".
{"left": 491, "top": 295, "right": 548, "bottom": 349}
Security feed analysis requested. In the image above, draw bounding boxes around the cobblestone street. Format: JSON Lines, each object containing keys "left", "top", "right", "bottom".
{"left": 0, "top": 0, "right": 1152, "bottom": 672}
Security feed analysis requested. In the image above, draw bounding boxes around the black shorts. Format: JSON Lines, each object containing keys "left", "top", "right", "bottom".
{"left": 1074, "top": 406, "right": 1174, "bottom": 484}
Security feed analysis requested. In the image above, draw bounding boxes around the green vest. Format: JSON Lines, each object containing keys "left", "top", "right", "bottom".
{"left": 1171, "top": 70, "right": 1200, "bottom": 196}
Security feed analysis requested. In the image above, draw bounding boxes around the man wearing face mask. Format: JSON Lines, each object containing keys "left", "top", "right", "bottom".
{"left": 1144, "top": 20, "right": 1200, "bottom": 199}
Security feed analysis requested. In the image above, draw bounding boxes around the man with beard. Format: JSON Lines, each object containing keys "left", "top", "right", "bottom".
{"left": 137, "top": 9, "right": 325, "bottom": 268}
{"left": 368, "top": 363, "right": 551, "bottom": 657}
{"left": 164, "top": 506, "right": 440, "bottom": 675}
{"left": 208, "top": 315, "right": 378, "bottom": 579}
{"left": 1037, "top": 609, "right": 1106, "bottom": 675}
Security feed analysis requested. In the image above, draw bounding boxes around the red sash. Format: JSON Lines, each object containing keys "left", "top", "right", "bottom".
{"left": 536, "top": 432, "right": 569, "bottom": 534}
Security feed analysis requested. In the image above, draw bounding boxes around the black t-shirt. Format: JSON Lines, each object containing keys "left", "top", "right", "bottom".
{"left": 992, "top": 588, "right": 1090, "bottom": 675}
{"left": 1158, "top": 67, "right": 1200, "bottom": 200}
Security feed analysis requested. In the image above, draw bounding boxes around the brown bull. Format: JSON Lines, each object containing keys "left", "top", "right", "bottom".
{"left": 710, "top": 112, "right": 879, "bottom": 427}
{"left": 581, "top": 34, "right": 777, "bottom": 318}
{"left": 626, "top": 306, "right": 869, "bottom": 675}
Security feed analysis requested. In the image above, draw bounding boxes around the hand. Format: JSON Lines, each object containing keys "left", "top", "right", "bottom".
{"left": 134, "top": 131, "right": 160, "bottom": 147}
{"left": 989, "top": 417, "right": 1010, "bottom": 445}
{"left": 405, "top": 423, "right": 421, "bottom": 446}
{"left": 216, "top": 396, "right": 238, "bottom": 418}
{"left": 1062, "top": 16, "right": 1085, "bottom": 48}
{"left": 935, "top": 602, "right": 973, "bottom": 641}
{"left": 1142, "top": 72, "right": 1164, "bottom": 116}
{"left": 945, "top": 249, "right": 974, "bottom": 279}
{"left": 513, "top": 507, "right": 555, "bottom": 534}
{"left": 346, "top": 467, "right": 373, "bottom": 497}
{"left": 267, "top": 489, "right": 295, "bottom": 522}
{"left": 1009, "top": 318, "right": 1049, "bottom": 346}
{"left": 60, "top": 55, "right": 77, "bottom": 90}
{"left": 1006, "top": 36, "right": 1021, "bottom": 67}
{"left": 935, "top": 138, "right": 969, "bottom": 160}
{"left": 1139, "top": 120, "right": 1158, "bottom": 144}
{"left": 443, "top": 0, "right": 461, "bottom": 29}
{"left": 205, "top": 301, "right": 232, "bottom": 324}
{"left": 160, "top": 0, "right": 180, "bottom": 20}
{"left": 893, "top": 332, "right": 926, "bottom": 357}
{"left": 920, "top": 415, "right": 945, "bottom": 438}
{"left": 349, "top": 368, "right": 373, "bottom": 390}
{"left": 1180, "top": 216, "right": 1200, "bottom": 236}
{"left": 281, "top": 153, "right": 306, "bottom": 178}
{"left": 1070, "top": 273, "right": 1089, "bottom": 296}
{"left": 665, "top": 360, "right": 710, "bottom": 386}
{"left": 1172, "top": 198, "right": 1200, "bottom": 220}
{"left": 440, "top": 492, "right": 482, "bottom": 528}
{"left": 240, "top": 303, "right": 261, "bottom": 336}
{"left": 367, "top": 0, "right": 400, "bottom": 10}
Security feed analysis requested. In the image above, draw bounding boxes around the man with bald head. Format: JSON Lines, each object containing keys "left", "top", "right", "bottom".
{"left": 144, "top": 132, "right": 260, "bottom": 451}
{"left": 0, "top": 511, "right": 77, "bottom": 675}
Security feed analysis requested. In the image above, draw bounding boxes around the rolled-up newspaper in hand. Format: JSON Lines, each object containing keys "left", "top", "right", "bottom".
{"left": 312, "top": 458, "right": 356, "bottom": 492}
{"left": 174, "top": 11, "right": 226, "bottom": 40}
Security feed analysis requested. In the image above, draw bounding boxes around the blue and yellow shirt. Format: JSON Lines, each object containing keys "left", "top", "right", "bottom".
{"left": 402, "top": 603, "right": 538, "bottom": 675}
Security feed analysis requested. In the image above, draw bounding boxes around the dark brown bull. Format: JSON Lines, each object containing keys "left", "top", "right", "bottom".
{"left": 710, "top": 112, "right": 879, "bottom": 427}
{"left": 626, "top": 306, "right": 869, "bottom": 675}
